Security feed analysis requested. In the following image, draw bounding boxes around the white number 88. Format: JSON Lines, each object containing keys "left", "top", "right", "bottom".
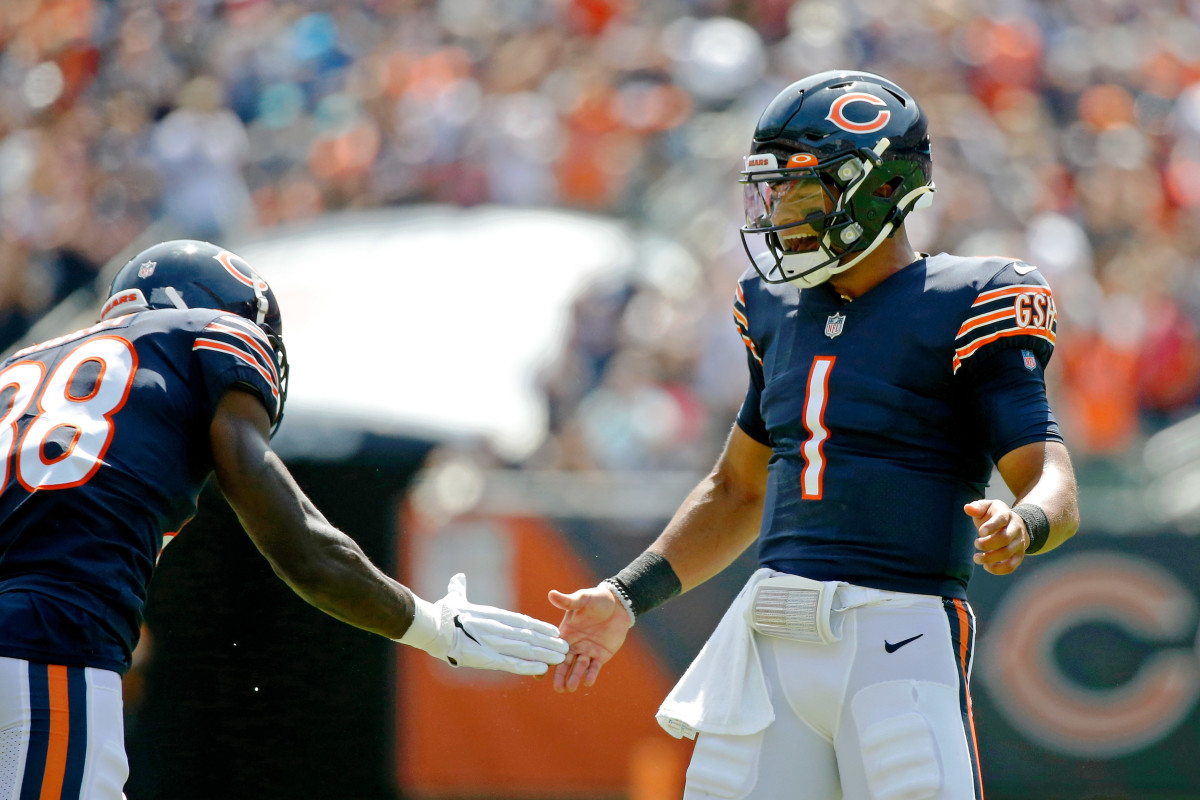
{"left": 0, "top": 337, "right": 137, "bottom": 491}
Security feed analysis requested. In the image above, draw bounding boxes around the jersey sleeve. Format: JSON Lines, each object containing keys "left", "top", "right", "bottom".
{"left": 733, "top": 280, "right": 770, "bottom": 445}
{"left": 963, "top": 346, "right": 1063, "bottom": 462}
{"left": 192, "top": 314, "right": 282, "bottom": 423}
{"left": 953, "top": 261, "right": 1057, "bottom": 375}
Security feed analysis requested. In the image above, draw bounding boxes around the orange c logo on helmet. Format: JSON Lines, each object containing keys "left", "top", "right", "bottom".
{"left": 787, "top": 153, "right": 819, "bottom": 168}
{"left": 826, "top": 93, "right": 891, "bottom": 134}
{"left": 214, "top": 250, "right": 268, "bottom": 293}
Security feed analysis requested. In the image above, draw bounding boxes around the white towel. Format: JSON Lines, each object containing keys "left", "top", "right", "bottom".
{"left": 656, "top": 568, "right": 775, "bottom": 740}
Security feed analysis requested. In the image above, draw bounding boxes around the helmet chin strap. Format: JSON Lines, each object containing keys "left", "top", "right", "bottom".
{"left": 164, "top": 286, "right": 189, "bottom": 310}
{"left": 253, "top": 282, "right": 269, "bottom": 325}
{"left": 783, "top": 182, "right": 936, "bottom": 290}
{"left": 787, "top": 264, "right": 837, "bottom": 290}
{"left": 779, "top": 250, "right": 839, "bottom": 289}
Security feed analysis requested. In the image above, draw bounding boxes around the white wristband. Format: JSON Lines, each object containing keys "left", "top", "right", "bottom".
{"left": 395, "top": 594, "right": 441, "bottom": 650}
{"left": 602, "top": 579, "right": 636, "bottom": 628}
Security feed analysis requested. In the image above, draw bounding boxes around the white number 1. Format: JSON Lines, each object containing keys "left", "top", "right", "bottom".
{"left": 801, "top": 356, "right": 835, "bottom": 500}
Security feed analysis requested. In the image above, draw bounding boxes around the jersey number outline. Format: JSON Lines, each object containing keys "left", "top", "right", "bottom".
{"left": 801, "top": 356, "right": 835, "bottom": 500}
{"left": 0, "top": 336, "right": 138, "bottom": 491}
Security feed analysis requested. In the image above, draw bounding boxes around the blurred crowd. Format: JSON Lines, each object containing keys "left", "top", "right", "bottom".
{"left": 3, "top": 0, "right": 1200, "bottom": 470}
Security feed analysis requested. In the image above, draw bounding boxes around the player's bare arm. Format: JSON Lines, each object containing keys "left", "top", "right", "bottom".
{"left": 643, "top": 423, "right": 771, "bottom": 590}
{"left": 967, "top": 440, "right": 1080, "bottom": 576}
{"left": 211, "top": 387, "right": 568, "bottom": 674}
{"left": 548, "top": 423, "right": 770, "bottom": 692}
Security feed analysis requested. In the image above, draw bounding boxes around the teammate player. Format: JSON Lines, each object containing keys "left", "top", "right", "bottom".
{"left": 0, "top": 240, "right": 569, "bottom": 799}
{"left": 549, "top": 71, "right": 1079, "bottom": 799}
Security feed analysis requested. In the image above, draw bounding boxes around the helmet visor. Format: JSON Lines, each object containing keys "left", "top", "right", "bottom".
{"left": 742, "top": 173, "right": 833, "bottom": 254}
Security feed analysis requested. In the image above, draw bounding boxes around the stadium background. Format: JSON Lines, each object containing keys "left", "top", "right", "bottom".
{"left": 4, "top": 0, "right": 1200, "bottom": 798}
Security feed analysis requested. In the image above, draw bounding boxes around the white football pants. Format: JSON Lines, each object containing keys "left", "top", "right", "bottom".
{"left": 683, "top": 589, "right": 983, "bottom": 800}
{"left": 0, "top": 656, "right": 128, "bottom": 800}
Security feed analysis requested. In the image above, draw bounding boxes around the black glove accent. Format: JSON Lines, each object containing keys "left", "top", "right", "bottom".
{"left": 453, "top": 614, "right": 480, "bottom": 644}
{"left": 608, "top": 551, "right": 682, "bottom": 618}
{"left": 1013, "top": 502, "right": 1051, "bottom": 555}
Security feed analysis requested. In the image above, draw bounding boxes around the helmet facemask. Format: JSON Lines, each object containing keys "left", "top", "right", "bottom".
{"left": 739, "top": 140, "right": 934, "bottom": 289}
{"left": 262, "top": 324, "right": 289, "bottom": 435}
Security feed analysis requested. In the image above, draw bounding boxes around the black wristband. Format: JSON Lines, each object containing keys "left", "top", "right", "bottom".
{"left": 608, "top": 551, "right": 682, "bottom": 619}
{"left": 1012, "top": 503, "right": 1051, "bottom": 555}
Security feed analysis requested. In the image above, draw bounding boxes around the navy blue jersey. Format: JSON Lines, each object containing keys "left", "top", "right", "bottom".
{"left": 0, "top": 308, "right": 281, "bottom": 673}
{"left": 733, "top": 254, "right": 1062, "bottom": 599}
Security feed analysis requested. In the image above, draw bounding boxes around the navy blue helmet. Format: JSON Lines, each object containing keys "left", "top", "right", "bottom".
{"left": 740, "top": 70, "right": 935, "bottom": 288}
{"left": 101, "top": 239, "right": 289, "bottom": 429}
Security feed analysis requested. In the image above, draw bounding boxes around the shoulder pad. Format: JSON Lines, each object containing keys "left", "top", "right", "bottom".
{"left": 953, "top": 262, "right": 1056, "bottom": 373}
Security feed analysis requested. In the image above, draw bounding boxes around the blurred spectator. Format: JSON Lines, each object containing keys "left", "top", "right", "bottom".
{"left": 2, "top": 0, "right": 1200, "bottom": 468}
{"left": 150, "top": 76, "right": 252, "bottom": 239}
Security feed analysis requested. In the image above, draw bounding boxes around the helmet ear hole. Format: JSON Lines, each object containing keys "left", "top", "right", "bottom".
{"left": 873, "top": 176, "right": 904, "bottom": 199}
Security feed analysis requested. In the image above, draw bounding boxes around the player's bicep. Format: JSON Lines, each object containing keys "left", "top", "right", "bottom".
{"left": 209, "top": 388, "right": 321, "bottom": 568}
{"left": 735, "top": 370, "right": 770, "bottom": 446}
{"left": 963, "top": 347, "right": 1062, "bottom": 462}
{"left": 720, "top": 421, "right": 772, "bottom": 501}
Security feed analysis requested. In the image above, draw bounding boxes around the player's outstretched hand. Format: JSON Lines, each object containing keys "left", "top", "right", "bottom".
{"left": 965, "top": 499, "right": 1029, "bottom": 576}
{"left": 547, "top": 584, "right": 633, "bottom": 693}
{"left": 401, "top": 573, "right": 569, "bottom": 676}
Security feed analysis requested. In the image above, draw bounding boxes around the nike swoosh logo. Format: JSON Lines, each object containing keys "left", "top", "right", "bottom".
{"left": 454, "top": 615, "right": 479, "bottom": 644}
{"left": 1012, "top": 263, "right": 1037, "bottom": 275}
{"left": 884, "top": 634, "right": 924, "bottom": 653}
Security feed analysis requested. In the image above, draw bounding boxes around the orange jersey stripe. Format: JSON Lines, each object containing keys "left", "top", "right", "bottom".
{"left": 739, "top": 333, "right": 763, "bottom": 365}
{"left": 955, "top": 308, "right": 1014, "bottom": 339}
{"left": 206, "top": 323, "right": 278, "bottom": 384}
{"left": 971, "top": 284, "right": 1051, "bottom": 306}
{"left": 953, "top": 599, "right": 970, "bottom": 670}
{"left": 953, "top": 328, "right": 1057, "bottom": 372}
{"left": 733, "top": 307, "right": 750, "bottom": 329}
{"left": 193, "top": 339, "right": 280, "bottom": 399}
{"left": 954, "top": 327, "right": 1056, "bottom": 367}
{"left": 954, "top": 599, "right": 985, "bottom": 800}
{"left": 40, "top": 665, "right": 70, "bottom": 800}
{"left": 210, "top": 314, "right": 270, "bottom": 344}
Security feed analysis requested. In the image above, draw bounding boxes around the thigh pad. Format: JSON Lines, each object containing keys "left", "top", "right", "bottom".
{"left": 684, "top": 730, "right": 764, "bottom": 800}
{"left": 850, "top": 680, "right": 956, "bottom": 800}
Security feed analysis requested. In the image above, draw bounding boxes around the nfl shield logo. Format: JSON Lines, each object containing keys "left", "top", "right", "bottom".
{"left": 138, "top": 260, "right": 157, "bottom": 278}
{"left": 824, "top": 312, "right": 846, "bottom": 339}
{"left": 1022, "top": 349, "right": 1036, "bottom": 370}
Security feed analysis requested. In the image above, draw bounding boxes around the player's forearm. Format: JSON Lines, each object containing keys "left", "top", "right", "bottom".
{"left": 603, "top": 470, "right": 762, "bottom": 623}
{"left": 1015, "top": 461, "right": 1079, "bottom": 554}
{"left": 212, "top": 410, "right": 420, "bottom": 639}
{"left": 263, "top": 521, "right": 417, "bottom": 640}
{"left": 1012, "top": 441, "right": 1080, "bottom": 554}
{"left": 649, "top": 469, "right": 764, "bottom": 592}
{"left": 609, "top": 423, "right": 768, "bottom": 619}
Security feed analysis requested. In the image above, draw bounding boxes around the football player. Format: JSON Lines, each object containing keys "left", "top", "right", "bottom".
{"left": 0, "top": 240, "right": 568, "bottom": 799}
{"left": 550, "top": 71, "right": 1079, "bottom": 800}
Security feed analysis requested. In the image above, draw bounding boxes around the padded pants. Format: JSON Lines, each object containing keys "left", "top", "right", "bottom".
{"left": 683, "top": 592, "right": 983, "bottom": 800}
{"left": 0, "top": 656, "right": 128, "bottom": 800}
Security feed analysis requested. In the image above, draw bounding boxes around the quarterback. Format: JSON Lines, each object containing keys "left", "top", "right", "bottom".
{"left": 0, "top": 240, "right": 568, "bottom": 798}
{"left": 550, "top": 71, "right": 1079, "bottom": 799}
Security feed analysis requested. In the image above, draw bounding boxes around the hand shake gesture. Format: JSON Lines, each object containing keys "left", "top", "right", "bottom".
{"left": 546, "top": 584, "right": 635, "bottom": 692}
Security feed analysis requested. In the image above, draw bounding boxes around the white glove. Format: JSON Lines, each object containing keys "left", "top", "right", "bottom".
{"left": 397, "top": 573, "right": 569, "bottom": 675}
